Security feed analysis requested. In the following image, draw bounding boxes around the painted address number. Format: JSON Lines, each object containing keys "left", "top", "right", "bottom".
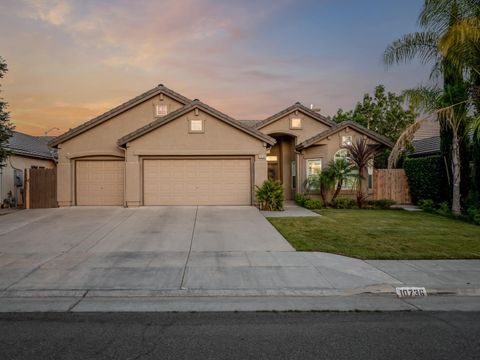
{"left": 396, "top": 287, "right": 427, "bottom": 297}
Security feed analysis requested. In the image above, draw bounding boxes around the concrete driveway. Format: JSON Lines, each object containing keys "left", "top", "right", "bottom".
{"left": 0, "top": 206, "right": 293, "bottom": 254}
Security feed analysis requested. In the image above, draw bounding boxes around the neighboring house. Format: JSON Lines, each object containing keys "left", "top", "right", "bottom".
{"left": 410, "top": 118, "right": 441, "bottom": 157}
{"left": 1, "top": 131, "right": 56, "bottom": 207}
{"left": 49, "top": 84, "right": 392, "bottom": 207}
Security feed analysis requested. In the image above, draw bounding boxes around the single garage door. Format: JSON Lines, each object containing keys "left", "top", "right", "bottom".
{"left": 76, "top": 160, "right": 124, "bottom": 206}
{"left": 143, "top": 159, "right": 251, "bottom": 205}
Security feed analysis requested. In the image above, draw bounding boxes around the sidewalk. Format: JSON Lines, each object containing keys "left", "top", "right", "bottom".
{"left": 1, "top": 250, "right": 479, "bottom": 312}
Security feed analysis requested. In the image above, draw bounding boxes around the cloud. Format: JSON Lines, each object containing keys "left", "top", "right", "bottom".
{"left": 22, "top": 0, "right": 72, "bottom": 26}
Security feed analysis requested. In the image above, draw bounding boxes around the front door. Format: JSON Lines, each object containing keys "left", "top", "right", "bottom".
{"left": 268, "top": 162, "right": 280, "bottom": 181}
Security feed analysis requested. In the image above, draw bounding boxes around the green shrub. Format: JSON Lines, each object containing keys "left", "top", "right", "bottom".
{"left": 295, "top": 193, "right": 308, "bottom": 207}
{"left": 331, "top": 197, "right": 357, "bottom": 209}
{"left": 255, "top": 179, "right": 284, "bottom": 211}
{"left": 404, "top": 156, "right": 450, "bottom": 204}
{"left": 436, "top": 201, "right": 451, "bottom": 216}
{"left": 304, "top": 199, "right": 324, "bottom": 210}
{"left": 467, "top": 207, "right": 480, "bottom": 225}
{"left": 418, "top": 199, "right": 436, "bottom": 213}
{"left": 366, "top": 199, "right": 397, "bottom": 210}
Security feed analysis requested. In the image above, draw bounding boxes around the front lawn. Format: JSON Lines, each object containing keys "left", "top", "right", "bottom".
{"left": 268, "top": 209, "right": 480, "bottom": 259}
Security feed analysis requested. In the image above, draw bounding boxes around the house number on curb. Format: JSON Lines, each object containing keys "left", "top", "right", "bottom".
{"left": 395, "top": 287, "right": 427, "bottom": 297}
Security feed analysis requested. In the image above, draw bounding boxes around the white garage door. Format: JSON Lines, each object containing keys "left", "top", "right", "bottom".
{"left": 76, "top": 160, "right": 124, "bottom": 206}
{"left": 143, "top": 159, "right": 251, "bottom": 205}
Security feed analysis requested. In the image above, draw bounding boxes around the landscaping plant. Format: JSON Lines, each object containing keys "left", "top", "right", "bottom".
{"left": 255, "top": 179, "right": 284, "bottom": 211}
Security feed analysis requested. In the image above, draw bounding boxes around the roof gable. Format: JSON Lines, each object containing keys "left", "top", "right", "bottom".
{"left": 117, "top": 100, "right": 276, "bottom": 146}
{"left": 255, "top": 102, "right": 336, "bottom": 130}
{"left": 296, "top": 121, "right": 394, "bottom": 150}
{"left": 49, "top": 84, "right": 191, "bottom": 148}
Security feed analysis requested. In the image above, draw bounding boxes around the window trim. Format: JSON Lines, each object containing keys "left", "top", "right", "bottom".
{"left": 290, "top": 117, "right": 302, "bottom": 130}
{"left": 188, "top": 119, "right": 205, "bottom": 133}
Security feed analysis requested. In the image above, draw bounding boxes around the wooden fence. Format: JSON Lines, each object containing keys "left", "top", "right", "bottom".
{"left": 373, "top": 169, "right": 411, "bottom": 204}
{"left": 25, "top": 168, "right": 57, "bottom": 209}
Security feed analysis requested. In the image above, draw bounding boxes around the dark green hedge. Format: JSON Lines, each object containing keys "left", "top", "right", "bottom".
{"left": 404, "top": 155, "right": 450, "bottom": 204}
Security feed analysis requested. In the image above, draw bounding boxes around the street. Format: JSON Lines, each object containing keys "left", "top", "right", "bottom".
{"left": 0, "top": 312, "right": 479, "bottom": 359}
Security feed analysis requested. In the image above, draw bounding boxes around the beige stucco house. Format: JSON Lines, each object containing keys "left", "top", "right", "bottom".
{"left": 1, "top": 131, "right": 56, "bottom": 207}
{"left": 49, "top": 84, "right": 392, "bottom": 207}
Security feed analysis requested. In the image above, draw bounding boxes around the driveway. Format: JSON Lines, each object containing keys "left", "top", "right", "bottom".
{"left": 0, "top": 206, "right": 293, "bottom": 254}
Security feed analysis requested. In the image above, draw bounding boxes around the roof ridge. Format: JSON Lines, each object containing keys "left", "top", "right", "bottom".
{"left": 296, "top": 120, "right": 393, "bottom": 150}
{"left": 49, "top": 84, "right": 191, "bottom": 148}
{"left": 254, "top": 102, "right": 335, "bottom": 130}
{"left": 117, "top": 100, "right": 275, "bottom": 146}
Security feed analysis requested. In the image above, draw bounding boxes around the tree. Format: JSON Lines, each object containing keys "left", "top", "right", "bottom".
{"left": 0, "top": 56, "right": 14, "bottom": 168}
{"left": 384, "top": 0, "right": 478, "bottom": 216}
{"left": 344, "top": 138, "right": 380, "bottom": 208}
{"left": 332, "top": 85, "right": 416, "bottom": 142}
{"left": 328, "top": 158, "right": 355, "bottom": 202}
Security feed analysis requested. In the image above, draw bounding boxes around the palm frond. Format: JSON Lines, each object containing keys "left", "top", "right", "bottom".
{"left": 384, "top": 32, "right": 440, "bottom": 67}
{"left": 403, "top": 86, "right": 442, "bottom": 113}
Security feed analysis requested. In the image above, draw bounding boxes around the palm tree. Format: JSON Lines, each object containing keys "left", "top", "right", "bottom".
{"left": 344, "top": 138, "right": 380, "bottom": 208}
{"left": 328, "top": 158, "right": 354, "bottom": 202}
{"left": 384, "top": 0, "right": 479, "bottom": 216}
{"left": 304, "top": 170, "right": 336, "bottom": 205}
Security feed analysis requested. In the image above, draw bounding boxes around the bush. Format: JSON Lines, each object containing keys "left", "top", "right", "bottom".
{"left": 331, "top": 197, "right": 357, "bottom": 209}
{"left": 404, "top": 156, "right": 450, "bottom": 204}
{"left": 295, "top": 193, "right": 308, "bottom": 207}
{"left": 467, "top": 207, "right": 480, "bottom": 225}
{"left": 255, "top": 179, "right": 284, "bottom": 211}
{"left": 436, "top": 201, "right": 451, "bottom": 217}
{"left": 366, "top": 199, "right": 397, "bottom": 210}
{"left": 418, "top": 199, "right": 436, "bottom": 213}
{"left": 304, "top": 199, "right": 324, "bottom": 210}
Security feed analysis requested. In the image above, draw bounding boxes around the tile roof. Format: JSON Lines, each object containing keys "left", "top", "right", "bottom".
{"left": 254, "top": 102, "right": 336, "bottom": 130}
{"left": 117, "top": 100, "right": 276, "bottom": 146}
{"left": 411, "top": 136, "right": 441, "bottom": 156}
{"left": 7, "top": 131, "right": 56, "bottom": 160}
{"left": 296, "top": 121, "right": 394, "bottom": 150}
{"left": 49, "top": 84, "right": 191, "bottom": 148}
{"left": 238, "top": 120, "right": 262, "bottom": 128}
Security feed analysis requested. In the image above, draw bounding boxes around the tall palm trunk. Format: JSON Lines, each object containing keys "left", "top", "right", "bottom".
{"left": 451, "top": 131, "right": 462, "bottom": 215}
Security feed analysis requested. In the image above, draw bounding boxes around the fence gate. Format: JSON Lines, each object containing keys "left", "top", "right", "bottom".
{"left": 26, "top": 168, "right": 57, "bottom": 208}
{"left": 373, "top": 169, "right": 411, "bottom": 204}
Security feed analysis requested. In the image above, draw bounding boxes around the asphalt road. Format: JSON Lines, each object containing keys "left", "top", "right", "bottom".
{"left": 0, "top": 312, "right": 479, "bottom": 359}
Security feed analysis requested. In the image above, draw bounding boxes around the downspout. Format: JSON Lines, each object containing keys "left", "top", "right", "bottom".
{"left": 118, "top": 143, "right": 127, "bottom": 208}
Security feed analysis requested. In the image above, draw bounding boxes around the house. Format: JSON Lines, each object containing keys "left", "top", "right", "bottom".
{"left": 411, "top": 118, "right": 441, "bottom": 157}
{"left": 1, "top": 131, "right": 56, "bottom": 207}
{"left": 49, "top": 84, "right": 392, "bottom": 207}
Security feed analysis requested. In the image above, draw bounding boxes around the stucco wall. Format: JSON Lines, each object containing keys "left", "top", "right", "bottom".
{"left": 258, "top": 111, "right": 330, "bottom": 144}
{"left": 0, "top": 155, "right": 55, "bottom": 206}
{"left": 124, "top": 108, "right": 268, "bottom": 206}
{"left": 56, "top": 94, "right": 184, "bottom": 206}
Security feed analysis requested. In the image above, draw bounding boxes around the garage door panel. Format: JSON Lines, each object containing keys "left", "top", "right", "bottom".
{"left": 143, "top": 159, "right": 251, "bottom": 206}
{"left": 76, "top": 160, "right": 124, "bottom": 206}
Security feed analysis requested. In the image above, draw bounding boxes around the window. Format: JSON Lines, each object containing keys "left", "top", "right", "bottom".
{"left": 155, "top": 104, "right": 168, "bottom": 117}
{"left": 334, "top": 149, "right": 357, "bottom": 190}
{"left": 306, "top": 159, "right": 321, "bottom": 177}
{"left": 189, "top": 119, "right": 204, "bottom": 133}
{"left": 290, "top": 118, "right": 302, "bottom": 129}
{"left": 342, "top": 135, "right": 352, "bottom": 146}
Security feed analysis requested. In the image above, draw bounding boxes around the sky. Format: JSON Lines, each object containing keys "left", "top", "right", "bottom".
{"left": 0, "top": 0, "right": 429, "bottom": 136}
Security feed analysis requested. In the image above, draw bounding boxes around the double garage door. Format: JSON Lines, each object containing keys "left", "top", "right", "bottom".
{"left": 143, "top": 159, "right": 252, "bottom": 205}
{"left": 75, "top": 158, "right": 252, "bottom": 206}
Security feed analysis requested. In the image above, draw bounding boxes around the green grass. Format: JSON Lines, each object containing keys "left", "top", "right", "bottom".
{"left": 268, "top": 209, "right": 480, "bottom": 260}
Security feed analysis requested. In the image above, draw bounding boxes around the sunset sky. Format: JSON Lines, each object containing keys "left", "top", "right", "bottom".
{"left": 0, "top": 0, "right": 428, "bottom": 136}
